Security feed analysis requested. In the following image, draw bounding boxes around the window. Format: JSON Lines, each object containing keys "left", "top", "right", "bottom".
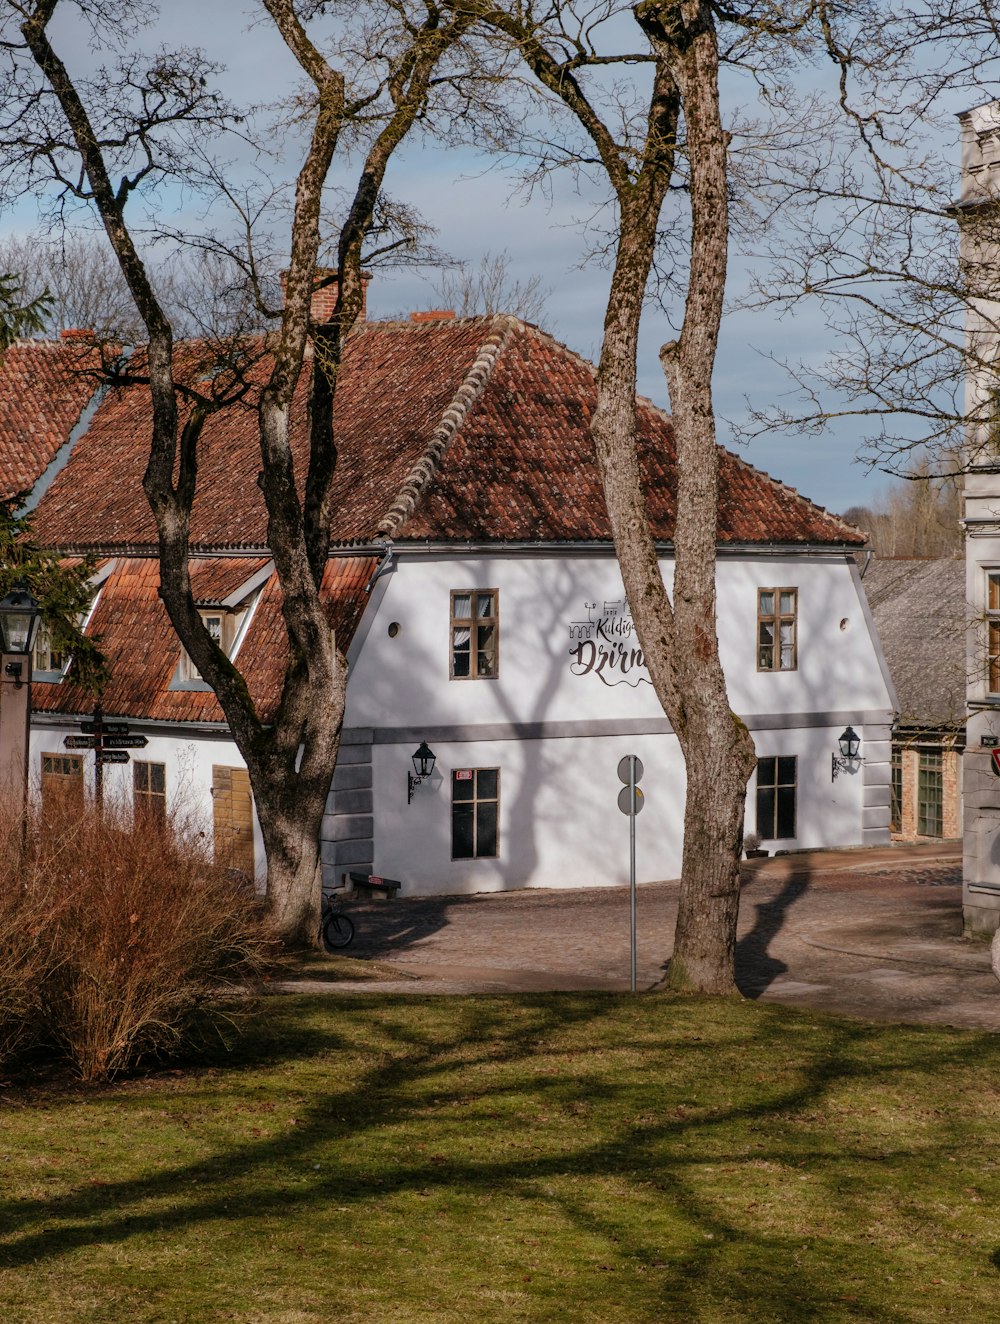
{"left": 134, "top": 761, "right": 167, "bottom": 828}
{"left": 452, "top": 768, "right": 499, "bottom": 859}
{"left": 756, "top": 756, "right": 797, "bottom": 840}
{"left": 757, "top": 588, "right": 797, "bottom": 671}
{"left": 988, "top": 573, "right": 1000, "bottom": 694}
{"left": 917, "top": 749, "right": 943, "bottom": 838}
{"left": 178, "top": 611, "right": 230, "bottom": 683}
{"left": 891, "top": 747, "right": 903, "bottom": 834}
{"left": 450, "top": 591, "right": 498, "bottom": 679}
{"left": 33, "top": 625, "right": 67, "bottom": 675}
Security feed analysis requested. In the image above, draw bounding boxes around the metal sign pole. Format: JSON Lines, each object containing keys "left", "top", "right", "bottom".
{"left": 93, "top": 702, "right": 103, "bottom": 812}
{"left": 629, "top": 755, "right": 637, "bottom": 993}
{"left": 614, "top": 757, "right": 646, "bottom": 995}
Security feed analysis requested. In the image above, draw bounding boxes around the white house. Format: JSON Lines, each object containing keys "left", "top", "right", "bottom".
{"left": 13, "top": 311, "right": 895, "bottom": 895}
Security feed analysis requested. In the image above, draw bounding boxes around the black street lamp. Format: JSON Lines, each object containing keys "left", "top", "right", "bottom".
{"left": 0, "top": 584, "right": 42, "bottom": 811}
{"left": 0, "top": 584, "right": 42, "bottom": 686}
{"left": 408, "top": 741, "right": 437, "bottom": 803}
{"left": 831, "top": 725, "right": 862, "bottom": 781}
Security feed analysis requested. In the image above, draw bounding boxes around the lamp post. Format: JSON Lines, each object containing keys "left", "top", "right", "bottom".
{"left": 0, "top": 585, "right": 42, "bottom": 813}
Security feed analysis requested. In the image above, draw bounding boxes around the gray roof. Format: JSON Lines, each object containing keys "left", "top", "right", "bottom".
{"left": 862, "top": 557, "right": 966, "bottom": 729}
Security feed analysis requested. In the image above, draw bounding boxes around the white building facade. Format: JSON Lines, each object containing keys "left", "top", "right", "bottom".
{"left": 27, "top": 541, "right": 894, "bottom": 897}
{"left": 957, "top": 101, "right": 1000, "bottom": 935}
{"left": 16, "top": 311, "right": 895, "bottom": 898}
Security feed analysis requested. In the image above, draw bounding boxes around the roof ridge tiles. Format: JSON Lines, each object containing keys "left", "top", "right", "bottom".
{"left": 398, "top": 315, "right": 861, "bottom": 543}
{"left": 376, "top": 314, "right": 519, "bottom": 538}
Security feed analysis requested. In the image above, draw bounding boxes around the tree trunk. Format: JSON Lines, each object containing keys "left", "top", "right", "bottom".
{"left": 254, "top": 779, "right": 330, "bottom": 946}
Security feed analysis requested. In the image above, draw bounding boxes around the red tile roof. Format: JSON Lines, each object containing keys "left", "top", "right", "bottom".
{"left": 29, "top": 316, "right": 863, "bottom": 550}
{"left": 0, "top": 338, "right": 102, "bottom": 501}
{"left": 32, "top": 555, "right": 377, "bottom": 724}
{"left": 22, "top": 316, "right": 863, "bottom": 726}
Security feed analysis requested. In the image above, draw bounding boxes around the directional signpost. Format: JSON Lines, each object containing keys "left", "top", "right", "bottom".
{"left": 63, "top": 705, "right": 148, "bottom": 806}
{"left": 617, "top": 755, "right": 644, "bottom": 993}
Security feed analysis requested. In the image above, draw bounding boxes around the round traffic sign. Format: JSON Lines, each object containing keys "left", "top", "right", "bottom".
{"left": 617, "top": 785, "right": 644, "bottom": 815}
{"left": 617, "top": 755, "right": 644, "bottom": 784}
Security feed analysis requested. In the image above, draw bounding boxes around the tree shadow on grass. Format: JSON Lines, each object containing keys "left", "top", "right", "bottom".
{"left": 0, "top": 993, "right": 996, "bottom": 1322}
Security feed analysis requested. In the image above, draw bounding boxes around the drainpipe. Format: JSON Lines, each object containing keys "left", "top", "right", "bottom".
{"left": 364, "top": 541, "right": 395, "bottom": 593}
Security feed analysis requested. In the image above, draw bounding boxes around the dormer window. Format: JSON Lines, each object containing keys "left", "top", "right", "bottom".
{"left": 34, "top": 624, "right": 67, "bottom": 675}
{"left": 177, "top": 608, "right": 245, "bottom": 684}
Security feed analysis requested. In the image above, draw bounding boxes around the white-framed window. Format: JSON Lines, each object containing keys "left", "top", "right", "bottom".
{"left": 33, "top": 624, "right": 68, "bottom": 675}
{"left": 757, "top": 588, "right": 797, "bottom": 671}
{"left": 450, "top": 590, "right": 498, "bottom": 679}
{"left": 452, "top": 768, "right": 499, "bottom": 859}
{"left": 177, "top": 606, "right": 252, "bottom": 683}
{"left": 987, "top": 571, "right": 1000, "bottom": 696}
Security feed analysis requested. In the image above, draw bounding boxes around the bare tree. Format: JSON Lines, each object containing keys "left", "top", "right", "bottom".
{"left": 454, "top": 0, "right": 999, "bottom": 992}
{"left": 0, "top": 232, "right": 142, "bottom": 340}
{"left": 2, "top": 0, "right": 478, "bottom": 944}
{"left": 843, "top": 461, "right": 962, "bottom": 560}
{"left": 428, "top": 248, "right": 551, "bottom": 325}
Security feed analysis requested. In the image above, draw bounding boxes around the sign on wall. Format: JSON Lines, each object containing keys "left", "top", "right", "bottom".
{"left": 568, "top": 599, "right": 652, "bottom": 688}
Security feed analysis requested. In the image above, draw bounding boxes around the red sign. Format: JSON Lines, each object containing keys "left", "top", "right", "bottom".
{"left": 455, "top": 769, "right": 473, "bottom": 781}
{"left": 369, "top": 876, "right": 383, "bottom": 886}
{"left": 991, "top": 748, "right": 1000, "bottom": 778}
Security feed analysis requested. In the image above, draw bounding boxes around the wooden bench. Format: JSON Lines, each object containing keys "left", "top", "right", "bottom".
{"left": 342, "top": 871, "right": 402, "bottom": 899}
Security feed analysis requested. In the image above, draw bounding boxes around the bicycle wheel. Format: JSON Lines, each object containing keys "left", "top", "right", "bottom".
{"left": 322, "top": 911, "right": 355, "bottom": 951}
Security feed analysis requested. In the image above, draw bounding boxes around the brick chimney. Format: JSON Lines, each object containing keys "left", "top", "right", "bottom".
{"left": 279, "top": 268, "right": 370, "bottom": 323}
{"left": 410, "top": 309, "right": 456, "bottom": 323}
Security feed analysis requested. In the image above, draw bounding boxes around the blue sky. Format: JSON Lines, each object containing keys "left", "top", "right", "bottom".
{"left": 30, "top": 0, "right": 978, "bottom": 517}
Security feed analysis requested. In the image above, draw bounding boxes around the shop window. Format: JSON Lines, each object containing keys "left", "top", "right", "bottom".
{"left": 134, "top": 760, "right": 167, "bottom": 828}
{"left": 452, "top": 768, "right": 499, "bottom": 859}
{"left": 758, "top": 588, "right": 797, "bottom": 671}
{"left": 450, "top": 591, "right": 498, "bottom": 679}
{"left": 917, "top": 749, "right": 943, "bottom": 838}
{"left": 756, "top": 755, "right": 797, "bottom": 840}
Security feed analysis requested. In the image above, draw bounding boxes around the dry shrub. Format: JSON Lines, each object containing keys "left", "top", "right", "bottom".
{"left": 0, "top": 793, "right": 276, "bottom": 1082}
{"left": 0, "top": 804, "right": 53, "bottom": 1064}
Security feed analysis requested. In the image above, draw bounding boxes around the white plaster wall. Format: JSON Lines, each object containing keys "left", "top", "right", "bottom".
{"left": 345, "top": 551, "right": 892, "bottom": 731}
{"left": 371, "top": 721, "right": 864, "bottom": 896}
{"left": 964, "top": 538, "right": 1000, "bottom": 911}
{"left": 28, "top": 723, "right": 264, "bottom": 884}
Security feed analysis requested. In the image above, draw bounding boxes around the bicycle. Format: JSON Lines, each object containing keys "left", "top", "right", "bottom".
{"left": 320, "top": 892, "right": 355, "bottom": 951}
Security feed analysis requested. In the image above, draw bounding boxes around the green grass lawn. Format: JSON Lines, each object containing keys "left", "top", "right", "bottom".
{"left": 1, "top": 992, "right": 999, "bottom": 1323}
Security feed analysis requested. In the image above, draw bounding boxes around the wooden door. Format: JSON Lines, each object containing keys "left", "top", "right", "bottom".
{"left": 211, "top": 765, "right": 255, "bottom": 878}
{"left": 40, "top": 753, "right": 84, "bottom": 819}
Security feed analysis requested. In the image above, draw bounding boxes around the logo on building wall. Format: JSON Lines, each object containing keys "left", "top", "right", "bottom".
{"left": 568, "top": 599, "right": 652, "bottom": 688}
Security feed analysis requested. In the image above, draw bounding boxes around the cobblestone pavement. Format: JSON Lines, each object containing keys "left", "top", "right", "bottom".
{"left": 285, "top": 842, "right": 1000, "bottom": 1030}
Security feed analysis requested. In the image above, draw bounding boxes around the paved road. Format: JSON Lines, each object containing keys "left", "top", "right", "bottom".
{"left": 286, "top": 842, "right": 1000, "bottom": 1030}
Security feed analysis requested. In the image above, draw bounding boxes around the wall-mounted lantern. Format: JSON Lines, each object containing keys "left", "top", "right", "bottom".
{"left": 408, "top": 741, "right": 437, "bottom": 803}
{"left": 831, "top": 725, "right": 862, "bottom": 781}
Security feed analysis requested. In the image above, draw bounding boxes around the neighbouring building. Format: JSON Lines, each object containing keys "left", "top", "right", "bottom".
{"left": 7, "top": 310, "right": 896, "bottom": 896}
{"left": 863, "top": 557, "right": 965, "bottom": 841}
{"left": 954, "top": 100, "right": 1000, "bottom": 935}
